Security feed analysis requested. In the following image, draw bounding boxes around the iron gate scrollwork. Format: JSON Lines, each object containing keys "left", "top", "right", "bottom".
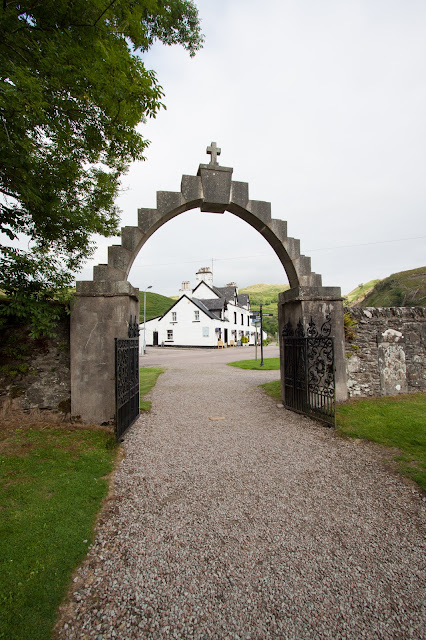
{"left": 115, "top": 316, "right": 140, "bottom": 441}
{"left": 282, "top": 314, "right": 335, "bottom": 426}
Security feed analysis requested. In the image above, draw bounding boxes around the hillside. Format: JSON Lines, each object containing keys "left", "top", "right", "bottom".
{"left": 356, "top": 267, "right": 426, "bottom": 307}
{"left": 344, "top": 280, "right": 381, "bottom": 306}
{"left": 239, "top": 283, "right": 289, "bottom": 305}
{"left": 139, "top": 291, "right": 175, "bottom": 322}
{"left": 239, "top": 284, "right": 289, "bottom": 336}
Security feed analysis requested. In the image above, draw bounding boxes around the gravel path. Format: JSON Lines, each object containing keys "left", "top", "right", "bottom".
{"left": 56, "top": 347, "right": 425, "bottom": 640}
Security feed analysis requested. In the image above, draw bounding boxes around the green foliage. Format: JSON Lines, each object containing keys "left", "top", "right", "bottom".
{"left": 139, "top": 366, "right": 165, "bottom": 411}
{"left": 139, "top": 291, "right": 176, "bottom": 323}
{"left": 0, "top": 426, "right": 117, "bottom": 640}
{"left": 0, "top": 287, "right": 71, "bottom": 339}
{"left": 227, "top": 357, "right": 280, "bottom": 371}
{"left": 0, "top": 0, "right": 203, "bottom": 327}
{"left": 359, "top": 267, "right": 426, "bottom": 307}
{"left": 344, "top": 311, "right": 358, "bottom": 341}
{"left": 337, "top": 394, "right": 426, "bottom": 491}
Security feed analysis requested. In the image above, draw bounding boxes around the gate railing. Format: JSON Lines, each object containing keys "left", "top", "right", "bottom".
{"left": 282, "top": 315, "right": 335, "bottom": 427}
{"left": 115, "top": 316, "right": 140, "bottom": 441}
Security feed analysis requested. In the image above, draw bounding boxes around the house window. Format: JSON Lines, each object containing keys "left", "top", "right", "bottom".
{"left": 241, "top": 314, "right": 244, "bottom": 325}
{"left": 172, "top": 312, "right": 177, "bottom": 322}
{"left": 234, "top": 312, "right": 237, "bottom": 324}
{"left": 202, "top": 326, "right": 209, "bottom": 337}
{"left": 194, "top": 310, "right": 200, "bottom": 321}
{"left": 167, "top": 330, "right": 173, "bottom": 340}
{"left": 247, "top": 316, "right": 250, "bottom": 326}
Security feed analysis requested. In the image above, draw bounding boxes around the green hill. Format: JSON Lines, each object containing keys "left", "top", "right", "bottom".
{"left": 344, "top": 280, "right": 381, "bottom": 306}
{"left": 239, "top": 284, "right": 289, "bottom": 336}
{"left": 139, "top": 291, "right": 174, "bottom": 322}
{"left": 356, "top": 267, "right": 426, "bottom": 307}
{"left": 239, "top": 283, "right": 289, "bottom": 305}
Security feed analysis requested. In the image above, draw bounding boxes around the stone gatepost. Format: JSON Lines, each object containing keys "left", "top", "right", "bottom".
{"left": 70, "top": 280, "right": 139, "bottom": 424}
{"left": 278, "top": 287, "right": 348, "bottom": 403}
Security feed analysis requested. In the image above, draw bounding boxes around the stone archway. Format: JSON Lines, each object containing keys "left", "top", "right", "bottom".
{"left": 71, "top": 145, "right": 347, "bottom": 423}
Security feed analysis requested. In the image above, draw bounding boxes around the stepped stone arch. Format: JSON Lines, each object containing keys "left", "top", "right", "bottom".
{"left": 71, "top": 148, "right": 347, "bottom": 424}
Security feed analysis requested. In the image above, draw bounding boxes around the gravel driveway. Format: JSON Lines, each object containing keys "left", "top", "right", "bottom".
{"left": 56, "top": 346, "right": 425, "bottom": 640}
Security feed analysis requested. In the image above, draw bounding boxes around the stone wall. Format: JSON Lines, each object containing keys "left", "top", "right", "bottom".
{"left": 344, "top": 307, "right": 426, "bottom": 397}
{"left": 0, "top": 318, "right": 71, "bottom": 416}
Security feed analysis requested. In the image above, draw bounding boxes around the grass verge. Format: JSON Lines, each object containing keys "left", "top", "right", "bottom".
{"left": 0, "top": 424, "right": 117, "bottom": 640}
{"left": 337, "top": 394, "right": 426, "bottom": 491}
{"left": 260, "top": 379, "right": 282, "bottom": 400}
{"left": 140, "top": 367, "right": 165, "bottom": 411}
{"left": 260, "top": 381, "right": 426, "bottom": 491}
{"left": 227, "top": 358, "right": 280, "bottom": 371}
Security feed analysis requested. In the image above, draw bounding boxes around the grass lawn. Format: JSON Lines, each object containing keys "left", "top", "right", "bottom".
{"left": 260, "top": 379, "right": 282, "bottom": 400}
{"left": 0, "top": 424, "right": 117, "bottom": 640}
{"left": 337, "top": 394, "right": 426, "bottom": 491}
{"left": 140, "top": 367, "right": 165, "bottom": 411}
{"left": 260, "top": 380, "right": 426, "bottom": 491}
{"left": 227, "top": 357, "right": 280, "bottom": 371}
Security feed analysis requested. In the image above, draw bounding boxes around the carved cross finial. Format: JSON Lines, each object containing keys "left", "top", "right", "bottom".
{"left": 206, "top": 141, "right": 221, "bottom": 165}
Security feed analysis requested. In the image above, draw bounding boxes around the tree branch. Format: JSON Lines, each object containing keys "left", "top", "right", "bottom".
{"left": 94, "top": 0, "right": 119, "bottom": 26}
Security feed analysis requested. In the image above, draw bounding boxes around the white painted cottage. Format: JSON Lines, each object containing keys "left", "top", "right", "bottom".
{"left": 142, "top": 267, "right": 266, "bottom": 349}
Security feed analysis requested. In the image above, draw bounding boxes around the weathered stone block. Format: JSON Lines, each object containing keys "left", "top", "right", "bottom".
{"left": 181, "top": 175, "right": 203, "bottom": 204}
{"left": 157, "top": 191, "right": 184, "bottom": 215}
{"left": 138, "top": 208, "right": 162, "bottom": 233}
{"left": 293, "top": 255, "right": 312, "bottom": 277}
{"left": 267, "top": 218, "right": 287, "bottom": 241}
{"left": 230, "top": 181, "right": 249, "bottom": 208}
{"left": 71, "top": 284, "right": 139, "bottom": 423}
{"left": 121, "top": 226, "right": 144, "bottom": 252}
{"left": 283, "top": 237, "right": 300, "bottom": 259}
{"left": 247, "top": 200, "right": 272, "bottom": 224}
{"left": 108, "top": 245, "right": 133, "bottom": 274}
{"left": 93, "top": 264, "right": 126, "bottom": 282}
{"left": 198, "top": 164, "right": 233, "bottom": 213}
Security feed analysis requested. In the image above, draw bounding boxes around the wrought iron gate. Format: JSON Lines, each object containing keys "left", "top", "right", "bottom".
{"left": 282, "top": 315, "right": 335, "bottom": 426}
{"left": 115, "top": 316, "right": 140, "bottom": 441}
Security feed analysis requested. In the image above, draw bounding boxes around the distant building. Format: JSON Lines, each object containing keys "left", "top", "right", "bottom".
{"left": 142, "top": 267, "right": 266, "bottom": 348}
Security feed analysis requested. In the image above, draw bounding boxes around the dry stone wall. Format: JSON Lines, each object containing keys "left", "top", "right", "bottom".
{"left": 0, "top": 318, "right": 71, "bottom": 416}
{"left": 344, "top": 307, "right": 426, "bottom": 397}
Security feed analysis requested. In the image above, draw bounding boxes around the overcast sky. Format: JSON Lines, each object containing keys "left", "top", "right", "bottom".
{"left": 78, "top": 0, "right": 426, "bottom": 297}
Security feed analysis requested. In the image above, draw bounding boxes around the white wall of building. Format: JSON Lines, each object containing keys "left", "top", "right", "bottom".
{"left": 142, "top": 296, "right": 222, "bottom": 349}
{"left": 140, "top": 269, "right": 268, "bottom": 351}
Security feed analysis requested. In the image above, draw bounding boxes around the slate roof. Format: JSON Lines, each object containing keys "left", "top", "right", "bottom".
{"left": 190, "top": 297, "right": 222, "bottom": 320}
{"left": 197, "top": 298, "right": 226, "bottom": 312}
{"left": 156, "top": 294, "right": 220, "bottom": 322}
{"left": 214, "top": 286, "right": 236, "bottom": 302}
{"left": 238, "top": 294, "right": 249, "bottom": 307}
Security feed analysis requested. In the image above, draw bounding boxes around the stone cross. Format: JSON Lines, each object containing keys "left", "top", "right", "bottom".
{"left": 206, "top": 141, "right": 221, "bottom": 165}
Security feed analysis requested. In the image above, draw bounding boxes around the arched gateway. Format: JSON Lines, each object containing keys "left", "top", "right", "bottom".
{"left": 71, "top": 144, "right": 347, "bottom": 424}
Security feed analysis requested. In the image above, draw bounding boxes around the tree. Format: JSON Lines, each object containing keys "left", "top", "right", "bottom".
{"left": 0, "top": 0, "right": 203, "bottom": 335}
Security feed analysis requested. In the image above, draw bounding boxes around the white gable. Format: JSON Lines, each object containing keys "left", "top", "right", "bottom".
{"left": 192, "top": 281, "right": 219, "bottom": 300}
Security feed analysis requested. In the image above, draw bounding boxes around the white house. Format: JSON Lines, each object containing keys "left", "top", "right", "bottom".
{"left": 142, "top": 267, "right": 266, "bottom": 349}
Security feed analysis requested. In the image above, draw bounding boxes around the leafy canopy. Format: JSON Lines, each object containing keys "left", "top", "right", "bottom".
{"left": 0, "top": 0, "right": 203, "bottom": 335}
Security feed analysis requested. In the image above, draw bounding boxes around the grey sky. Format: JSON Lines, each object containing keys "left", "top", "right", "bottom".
{"left": 78, "top": 0, "right": 426, "bottom": 296}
